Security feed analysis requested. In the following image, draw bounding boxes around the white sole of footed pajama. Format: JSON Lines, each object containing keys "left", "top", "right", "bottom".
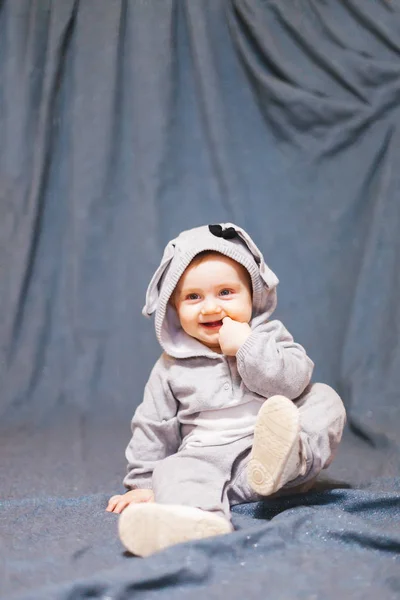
{"left": 247, "top": 395, "right": 300, "bottom": 496}
{"left": 118, "top": 503, "right": 233, "bottom": 557}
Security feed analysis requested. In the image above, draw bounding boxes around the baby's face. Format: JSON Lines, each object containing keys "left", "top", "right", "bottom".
{"left": 173, "top": 254, "right": 252, "bottom": 351}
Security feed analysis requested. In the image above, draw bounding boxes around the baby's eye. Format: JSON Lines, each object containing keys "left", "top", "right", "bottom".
{"left": 186, "top": 293, "right": 200, "bottom": 301}
{"left": 219, "top": 289, "right": 233, "bottom": 296}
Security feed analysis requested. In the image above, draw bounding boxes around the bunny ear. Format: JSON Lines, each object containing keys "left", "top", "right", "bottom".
{"left": 233, "top": 224, "right": 279, "bottom": 289}
{"left": 142, "top": 242, "right": 176, "bottom": 316}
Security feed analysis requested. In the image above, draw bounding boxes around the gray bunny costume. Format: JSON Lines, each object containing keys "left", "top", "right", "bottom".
{"left": 123, "top": 224, "right": 346, "bottom": 520}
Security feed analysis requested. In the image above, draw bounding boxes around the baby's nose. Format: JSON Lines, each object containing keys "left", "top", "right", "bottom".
{"left": 201, "top": 299, "right": 222, "bottom": 314}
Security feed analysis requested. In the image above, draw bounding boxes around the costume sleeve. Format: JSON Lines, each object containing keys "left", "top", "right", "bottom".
{"left": 236, "top": 320, "right": 314, "bottom": 400}
{"left": 123, "top": 355, "right": 180, "bottom": 491}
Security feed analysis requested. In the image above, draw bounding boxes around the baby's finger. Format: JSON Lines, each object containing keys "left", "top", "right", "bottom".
{"left": 106, "top": 496, "right": 121, "bottom": 511}
{"left": 109, "top": 494, "right": 122, "bottom": 500}
{"left": 114, "top": 499, "right": 129, "bottom": 514}
{"left": 108, "top": 495, "right": 121, "bottom": 505}
{"left": 222, "top": 316, "right": 233, "bottom": 323}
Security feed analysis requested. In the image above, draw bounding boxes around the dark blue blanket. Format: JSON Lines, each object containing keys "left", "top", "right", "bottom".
{"left": 2, "top": 480, "right": 400, "bottom": 599}
{"left": 1, "top": 422, "right": 399, "bottom": 599}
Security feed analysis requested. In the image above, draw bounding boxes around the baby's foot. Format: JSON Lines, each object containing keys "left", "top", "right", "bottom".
{"left": 247, "top": 395, "right": 303, "bottom": 496}
{"left": 118, "top": 503, "right": 233, "bottom": 557}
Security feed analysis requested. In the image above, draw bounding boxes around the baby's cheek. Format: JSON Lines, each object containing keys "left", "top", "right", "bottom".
{"left": 180, "top": 308, "right": 199, "bottom": 330}
{"left": 225, "top": 306, "right": 251, "bottom": 323}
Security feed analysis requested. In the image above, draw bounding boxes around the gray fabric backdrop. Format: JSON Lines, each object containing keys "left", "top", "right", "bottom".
{"left": 1, "top": 1, "right": 400, "bottom": 599}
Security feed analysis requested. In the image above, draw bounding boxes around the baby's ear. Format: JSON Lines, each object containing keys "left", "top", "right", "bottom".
{"left": 142, "top": 241, "right": 176, "bottom": 316}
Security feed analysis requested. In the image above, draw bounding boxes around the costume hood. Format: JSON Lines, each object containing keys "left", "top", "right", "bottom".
{"left": 142, "top": 223, "right": 279, "bottom": 359}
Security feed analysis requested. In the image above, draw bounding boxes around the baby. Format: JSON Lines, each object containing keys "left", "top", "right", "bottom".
{"left": 107, "top": 223, "right": 346, "bottom": 557}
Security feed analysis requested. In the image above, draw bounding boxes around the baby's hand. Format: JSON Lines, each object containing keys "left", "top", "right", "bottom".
{"left": 219, "top": 317, "right": 252, "bottom": 356}
{"left": 106, "top": 489, "right": 154, "bottom": 514}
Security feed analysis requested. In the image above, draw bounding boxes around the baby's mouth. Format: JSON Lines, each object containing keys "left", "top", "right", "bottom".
{"left": 200, "top": 320, "right": 223, "bottom": 329}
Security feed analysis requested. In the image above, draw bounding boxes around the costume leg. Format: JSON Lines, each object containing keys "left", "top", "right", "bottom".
{"left": 118, "top": 446, "right": 241, "bottom": 556}
{"left": 151, "top": 449, "right": 231, "bottom": 519}
{"left": 233, "top": 383, "right": 346, "bottom": 499}
{"left": 287, "top": 382, "right": 346, "bottom": 488}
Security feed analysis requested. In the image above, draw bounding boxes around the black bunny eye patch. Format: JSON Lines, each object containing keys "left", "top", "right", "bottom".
{"left": 208, "top": 224, "right": 238, "bottom": 240}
